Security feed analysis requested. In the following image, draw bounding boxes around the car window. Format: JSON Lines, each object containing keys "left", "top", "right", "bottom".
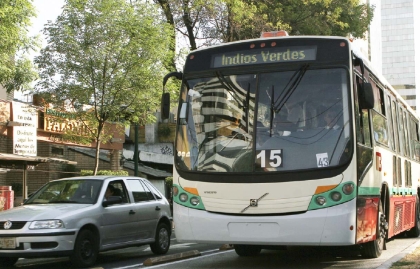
{"left": 26, "top": 179, "right": 103, "bottom": 204}
{"left": 142, "top": 180, "right": 162, "bottom": 200}
{"left": 126, "top": 179, "right": 154, "bottom": 202}
{"left": 105, "top": 180, "right": 129, "bottom": 203}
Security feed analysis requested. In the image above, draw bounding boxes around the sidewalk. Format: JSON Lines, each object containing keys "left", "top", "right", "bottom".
{"left": 377, "top": 239, "right": 420, "bottom": 269}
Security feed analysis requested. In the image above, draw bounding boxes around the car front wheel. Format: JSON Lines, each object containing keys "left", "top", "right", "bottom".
{"left": 70, "top": 229, "right": 99, "bottom": 268}
{"left": 150, "top": 223, "right": 170, "bottom": 254}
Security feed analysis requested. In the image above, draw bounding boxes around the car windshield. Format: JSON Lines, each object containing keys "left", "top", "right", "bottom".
{"left": 25, "top": 179, "right": 103, "bottom": 205}
{"left": 175, "top": 68, "right": 351, "bottom": 172}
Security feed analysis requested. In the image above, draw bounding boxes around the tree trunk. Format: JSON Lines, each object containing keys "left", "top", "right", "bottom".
{"left": 93, "top": 138, "right": 101, "bottom": 175}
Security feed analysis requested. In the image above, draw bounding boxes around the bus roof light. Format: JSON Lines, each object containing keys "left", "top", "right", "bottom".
{"left": 261, "top": 30, "right": 289, "bottom": 38}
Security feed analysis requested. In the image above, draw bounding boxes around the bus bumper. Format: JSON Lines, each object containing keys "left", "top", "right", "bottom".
{"left": 173, "top": 199, "right": 357, "bottom": 246}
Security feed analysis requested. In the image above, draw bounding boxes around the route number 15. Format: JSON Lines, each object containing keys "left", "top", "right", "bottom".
{"left": 256, "top": 150, "right": 283, "bottom": 168}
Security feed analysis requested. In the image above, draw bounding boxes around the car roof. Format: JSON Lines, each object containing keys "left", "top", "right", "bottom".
{"left": 50, "top": 176, "right": 148, "bottom": 182}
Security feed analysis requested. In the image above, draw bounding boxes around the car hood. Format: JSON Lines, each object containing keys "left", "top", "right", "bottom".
{"left": 0, "top": 204, "right": 92, "bottom": 221}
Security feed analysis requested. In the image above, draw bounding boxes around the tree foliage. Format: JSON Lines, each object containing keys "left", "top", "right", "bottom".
{"left": 155, "top": 0, "right": 374, "bottom": 60}
{"left": 34, "top": 0, "right": 172, "bottom": 174}
{"left": 0, "top": 0, "right": 39, "bottom": 92}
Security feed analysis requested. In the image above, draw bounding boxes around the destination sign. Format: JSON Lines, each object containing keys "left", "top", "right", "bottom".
{"left": 211, "top": 46, "right": 317, "bottom": 68}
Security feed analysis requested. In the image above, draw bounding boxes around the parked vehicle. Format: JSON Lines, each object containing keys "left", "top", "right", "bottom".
{"left": 0, "top": 176, "right": 172, "bottom": 267}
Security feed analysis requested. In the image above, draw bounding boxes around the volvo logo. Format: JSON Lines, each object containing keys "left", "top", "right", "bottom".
{"left": 250, "top": 199, "right": 258, "bottom": 207}
{"left": 3, "top": 220, "right": 12, "bottom": 230}
{"left": 241, "top": 193, "right": 269, "bottom": 213}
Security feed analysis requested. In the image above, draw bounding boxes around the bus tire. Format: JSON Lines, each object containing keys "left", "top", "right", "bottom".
{"left": 234, "top": 245, "right": 261, "bottom": 256}
{"left": 406, "top": 195, "right": 420, "bottom": 238}
{"left": 360, "top": 201, "right": 386, "bottom": 258}
{"left": 0, "top": 257, "right": 19, "bottom": 267}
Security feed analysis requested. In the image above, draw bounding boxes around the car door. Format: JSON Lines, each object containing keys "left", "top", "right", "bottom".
{"left": 100, "top": 180, "right": 138, "bottom": 246}
{"left": 126, "top": 179, "right": 161, "bottom": 241}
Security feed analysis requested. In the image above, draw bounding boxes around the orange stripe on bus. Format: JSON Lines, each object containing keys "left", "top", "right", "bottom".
{"left": 315, "top": 185, "right": 338, "bottom": 194}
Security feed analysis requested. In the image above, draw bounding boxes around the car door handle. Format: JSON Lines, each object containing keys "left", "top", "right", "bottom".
{"left": 155, "top": 206, "right": 161, "bottom": 211}
{"left": 129, "top": 210, "right": 136, "bottom": 215}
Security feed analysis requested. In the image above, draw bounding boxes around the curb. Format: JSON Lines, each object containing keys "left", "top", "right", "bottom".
{"left": 376, "top": 239, "right": 420, "bottom": 269}
{"left": 143, "top": 250, "right": 201, "bottom": 266}
{"left": 219, "top": 244, "right": 234, "bottom": 250}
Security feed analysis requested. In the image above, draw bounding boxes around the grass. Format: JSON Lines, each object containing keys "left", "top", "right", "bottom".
{"left": 390, "top": 246, "right": 420, "bottom": 269}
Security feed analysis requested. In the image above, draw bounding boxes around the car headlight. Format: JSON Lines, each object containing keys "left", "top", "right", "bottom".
{"left": 29, "top": 220, "right": 64, "bottom": 229}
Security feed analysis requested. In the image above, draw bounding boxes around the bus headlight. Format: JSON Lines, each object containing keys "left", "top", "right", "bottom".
{"left": 330, "top": 191, "right": 342, "bottom": 201}
{"left": 190, "top": 197, "right": 200, "bottom": 206}
{"left": 179, "top": 193, "right": 188, "bottom": 202}
{"left": 316, "top": 196, "right": 326, "bottom": 206}
{"left": 342, "top": 183, "right": 354, "bottom": 195}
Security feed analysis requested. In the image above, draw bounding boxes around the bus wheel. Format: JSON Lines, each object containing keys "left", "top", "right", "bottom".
{"left": 360, "top": 201, "right": 387, "bottom": 258}
{"left": 406, "top": 195, "right": 420, "bottom": 238}
{"left": 0, "top": 257, "right": 19, "bottom": 267}
{"left": 234, "top": 245, "right": 261, "bottom": 256}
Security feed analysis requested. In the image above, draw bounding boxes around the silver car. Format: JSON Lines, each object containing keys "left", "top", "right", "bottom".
{"left": 0, "top": 176, "right": 172, "bottom": 268}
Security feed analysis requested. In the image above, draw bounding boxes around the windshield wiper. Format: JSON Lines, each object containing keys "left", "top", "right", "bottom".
{"left": 215, "top": 72, "right": 244, "bottom": 107}
{"left": 49, "top": 200, "right": 78, "bottom": 203}
{"left": 273, "top": 64, "right": 309, "bottom": 112}
{"left": 268, "top": 64, "right": 309, "bottom": 136}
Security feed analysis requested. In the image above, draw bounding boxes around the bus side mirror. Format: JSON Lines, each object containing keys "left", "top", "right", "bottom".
{"left": 359, "top": 82, "right": 374, "bottom": 109}
{"left": 161, "top": 92, "right": 170, "bottom": 120}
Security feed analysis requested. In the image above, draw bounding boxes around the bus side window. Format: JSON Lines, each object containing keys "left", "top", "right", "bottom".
{"left": 355, "top": 74, "right": 372, "bottom": 147}
{"left": 409, "top": 117, "right": 420, "bottom": 161}
{"left": 386, "top": 95, "right": 395, "bottom": 151}
{"left": 362, "top": 110, "right": 371, "bottom": 147}
{"left": 371, "top": 83, "right": 389, "bottom": 146}
{"left": 398, "top": 106, "right": 406, "bottom": 156}
{"left": 392, "top": 101, "right": 400, "bottom": 153}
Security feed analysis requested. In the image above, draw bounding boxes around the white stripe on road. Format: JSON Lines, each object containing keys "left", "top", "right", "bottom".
{"left": 142, "top": 243, "right": 196, "bottom": 252}
{"left": 112, "top": 248, "right": 234, "bottom": 269}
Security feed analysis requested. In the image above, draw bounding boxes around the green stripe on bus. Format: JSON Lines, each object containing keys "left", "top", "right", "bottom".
{"left": 358, "top": 187, "right": 380, "bottom": 196}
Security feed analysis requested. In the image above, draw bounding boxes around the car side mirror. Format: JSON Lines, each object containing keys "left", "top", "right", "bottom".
{"left": 102, "top": 196, "right": 122, "bottom": 207}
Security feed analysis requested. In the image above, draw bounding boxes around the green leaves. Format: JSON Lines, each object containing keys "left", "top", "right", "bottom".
{"left": 0, "top": 0, "right": 38, "bottom": 92}
{"left": 34, "top": 0, "right": 172, "bottom": 174}
{"left": 35, "top": 0, "right": 172, "bottom": 126}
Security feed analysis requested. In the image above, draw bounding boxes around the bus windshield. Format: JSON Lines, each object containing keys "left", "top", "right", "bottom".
{"left": 175, "top": 67, "right": 351, "bottom": 173}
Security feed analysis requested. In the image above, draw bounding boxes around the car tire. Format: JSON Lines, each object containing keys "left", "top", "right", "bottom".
{"left": 150, "top": 222, "right": 170, "bottom": 255}
{"left": 0, "top": 257, "right": 19, "bottom": 267}
{"left": 70, "top": 229, "right": 99, "bottom": 268}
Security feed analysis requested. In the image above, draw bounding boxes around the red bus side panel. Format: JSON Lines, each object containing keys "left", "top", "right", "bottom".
{"left": 356, "top": 197, "right": 379, "bottom": 244}
{"left": 387, "top": 196, "right": 415, "bottom": 238}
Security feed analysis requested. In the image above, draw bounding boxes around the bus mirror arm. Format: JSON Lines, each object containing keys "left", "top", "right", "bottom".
{"left": 163, "top": 71, "right": 183, "bottom": 87}
{"left": 161, "top": 71, "right": 183, "bottom": 120}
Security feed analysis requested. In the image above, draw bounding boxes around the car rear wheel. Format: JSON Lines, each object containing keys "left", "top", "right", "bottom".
{"left": 70, "top": 229, "right": 99, "bottom": 268}
{"left": 150, "top": 223, "right": 170, "bottom": 254}
{"left": 0, "top": 257, "right": 19, "bottom": 267}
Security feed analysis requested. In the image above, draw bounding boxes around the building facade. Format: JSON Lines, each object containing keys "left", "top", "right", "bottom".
{"left": 369, "top": 0, "right": 419, "bottom": 111}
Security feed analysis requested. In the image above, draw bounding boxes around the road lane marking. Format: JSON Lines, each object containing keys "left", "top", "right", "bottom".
{"left": 111, "top": 248, "right": 233, "bottom": 269}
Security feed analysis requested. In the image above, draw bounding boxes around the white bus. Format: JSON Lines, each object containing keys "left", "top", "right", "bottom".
{"left": 161, "top": 32, "right": 420, "bottom": 258}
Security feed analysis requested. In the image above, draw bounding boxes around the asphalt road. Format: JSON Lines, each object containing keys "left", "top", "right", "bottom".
{"left": 13, "top": 235, "right": 420, "bottom": 269}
